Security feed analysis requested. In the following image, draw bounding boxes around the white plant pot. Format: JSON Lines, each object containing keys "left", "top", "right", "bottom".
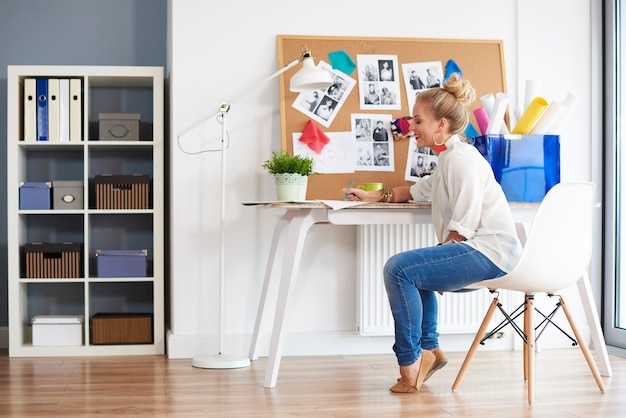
{"left": 274, "top": 173, "right": 308, "bottom": 201}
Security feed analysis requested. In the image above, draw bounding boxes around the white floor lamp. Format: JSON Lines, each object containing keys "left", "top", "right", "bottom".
{"left": 177, "top": 47, "right": 333, "bottom": 369}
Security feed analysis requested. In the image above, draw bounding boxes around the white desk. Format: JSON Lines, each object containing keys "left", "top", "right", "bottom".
{"left": 246, "top": 202, "right": 611, "bottom": 388}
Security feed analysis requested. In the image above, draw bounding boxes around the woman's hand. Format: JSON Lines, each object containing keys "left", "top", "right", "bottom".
{"left": 342, "top": 187, "right": 381, "bottom": 202}
{"left": 443, "top": 230, "right": 466, "bottom": 243}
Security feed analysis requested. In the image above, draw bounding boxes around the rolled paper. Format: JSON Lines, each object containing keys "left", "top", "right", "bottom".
{"left": 512, "top": 96, "right": 548, "bottom": 134}
{"left": 485, "top": 93, "right": 508, "bottom": 135}
{"left": 530, "top": 100, "right": 564, "bottom": 134}
{"left": 524, "top": 80, "right": 541, "bottom": 111}
{"left": 549, "top": 91, "right": 580, "bottom": 133}
{"left": 480, "top": 93, "right": 496, "bottom": 115}
{"left": 481, "top": 92, "right": 510, "bottom": 134}
{"left": 473, "top": 107, "right": 489, "bottom": 135}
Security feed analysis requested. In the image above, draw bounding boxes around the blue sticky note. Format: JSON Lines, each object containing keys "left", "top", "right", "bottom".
{"left": 465, "top": 123, "right": 480, "bottom": 139}
{"left": 444, "top": 59, "right": 462, "bottom": 80}
{"left": 328, "top": 50, "right": 356, "bottom": 75}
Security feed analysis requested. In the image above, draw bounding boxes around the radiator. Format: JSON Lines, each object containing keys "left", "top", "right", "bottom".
{"left": 357, "top": 224, "right": 511, "bottom": 336}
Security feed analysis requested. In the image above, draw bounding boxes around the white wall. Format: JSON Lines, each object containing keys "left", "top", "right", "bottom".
{"left": 168, "top": 0, "right": 596, "bottom": 359}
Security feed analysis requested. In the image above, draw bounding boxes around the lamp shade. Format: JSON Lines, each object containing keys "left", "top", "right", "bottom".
{"left": 289, "top": 57, "right": 333, "bottom": 92}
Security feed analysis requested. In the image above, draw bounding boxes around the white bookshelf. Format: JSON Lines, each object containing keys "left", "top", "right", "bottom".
{"left": 7, "top": 65, "right": 164, "bottom": 356}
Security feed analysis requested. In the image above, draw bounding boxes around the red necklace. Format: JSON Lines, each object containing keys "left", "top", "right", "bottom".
{"left": 432, "top": 143, "right": 447, "bottom": 153}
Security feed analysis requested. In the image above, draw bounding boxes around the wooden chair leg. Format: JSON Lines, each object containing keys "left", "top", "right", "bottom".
{"left": 559, "top": 297, "right": 606, "bottom": 393}
{"left": 523, "top": 295, "right": 529, "bottom": 382}
{"left": 452, "top": 297, "right": 500, "bottom": 391}
{"left": 525, "top": 295, "right": 535, "bottom": 405}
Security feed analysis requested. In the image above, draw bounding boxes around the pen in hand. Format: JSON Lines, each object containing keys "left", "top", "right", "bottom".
{"left": 345, "top": 179, "right": 355, "bottom": 200}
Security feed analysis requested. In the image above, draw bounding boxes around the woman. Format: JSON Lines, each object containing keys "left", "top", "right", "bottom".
{"left": 356, "top": 118, "right": 371, "bottom": 140}
{"left": 343, "top": 73, "right": 522, "bottom": 393}
{"left": 315, "top": 98, "right": 335, "bottom": 120}
{"left": 426, "top": 67, "right": 441, "bottom": 88}
{"left": 380, "top": 61, "right": 393, "bottom": 81}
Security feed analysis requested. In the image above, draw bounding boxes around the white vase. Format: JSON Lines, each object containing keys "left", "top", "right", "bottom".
{"left": 274, "top": 173, "right": 308, "bottom": 201}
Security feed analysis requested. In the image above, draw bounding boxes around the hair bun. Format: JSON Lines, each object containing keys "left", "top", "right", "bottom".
{"left": 443, "top": 73, "right": 476, "bottom": 107}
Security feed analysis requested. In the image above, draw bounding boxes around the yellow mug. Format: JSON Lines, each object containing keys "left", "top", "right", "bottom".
{"left": 358, "top": 182, "right": 383, "bottom": 191}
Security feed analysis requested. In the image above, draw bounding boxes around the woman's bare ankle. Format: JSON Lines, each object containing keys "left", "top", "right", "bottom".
{"left": 399, "top": 356, "right": 421, "bottom": 387}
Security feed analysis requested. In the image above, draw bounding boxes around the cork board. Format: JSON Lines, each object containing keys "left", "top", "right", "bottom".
{"left": 277, "top": 35, "right": 507, "bottom": 200}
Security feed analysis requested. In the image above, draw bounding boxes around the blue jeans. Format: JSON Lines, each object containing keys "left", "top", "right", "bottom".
{"left": 383, "top": 242, "right": 506, "bottom": 366}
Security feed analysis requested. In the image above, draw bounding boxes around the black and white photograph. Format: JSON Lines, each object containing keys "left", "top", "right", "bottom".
{"left": 314, "top": 96, "right": 338, "bottom": 121}
{"left": 355, "top": 117, "right": 372, "bottom": 141}
{"left": 401, "top": 60, "right": 444, "bottom": 109}
{"left": 357, "top": 54, "right": 401, "bottom": 110}
{"left": 291, "top": 60, "right": 356, "bottom": 128}
{"left": 372, "top": 119, "right": 389, "bottom": 142}
{"left": 351, "top": 113, "right": 394, "bottom": 172}
{"left": 405, "top": 136, "right": 438, "bottom": 181}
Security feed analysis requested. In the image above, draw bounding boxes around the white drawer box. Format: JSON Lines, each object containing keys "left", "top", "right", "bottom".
{"left": 32, "top": 315, "right": 83, "bottom": 346}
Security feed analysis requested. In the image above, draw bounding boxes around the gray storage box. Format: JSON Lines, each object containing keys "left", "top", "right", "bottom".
{"left": 99, "top": 113, "right": 140, "bottom": 140}
{"left": 96, "top": 249, "right": 148, "bottom": 277}
{"left": 53, "top": 180, "right": 84, "bottom": 209}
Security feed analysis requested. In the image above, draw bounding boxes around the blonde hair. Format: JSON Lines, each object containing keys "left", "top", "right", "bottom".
{"left": 416, "top": 73, "right": 476, "bottom": 136}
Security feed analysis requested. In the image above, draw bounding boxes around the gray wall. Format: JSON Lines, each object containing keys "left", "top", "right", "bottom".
{"left": 0, "top": 0, "right": 168, "bottom": 328}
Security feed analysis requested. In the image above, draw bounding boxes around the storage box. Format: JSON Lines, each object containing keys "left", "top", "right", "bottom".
{"left": 53, "top": 180, "right": 84, "bottom": 209}
{"left": 470, "top": 134, "right": 560, "bottom": 202}
{"left": 96, "top": 249, "right": 147, "bottom": 277}
{"left": 98, "top": 113, "right": 140, "bottom": 140}
{"left": 32, "top": 315, "right": 83, "bottom": 346}
{"left": 91, "top": 313, "right": 153, "bottom": 345}
{"left": 95, "top": 174, "right": 150, "bottom": 209}
{"left": 23, "top": 242, "right": 82, "bottom": 278}
{"left": 19, "top": 182, "right": 51, "bottom": 210}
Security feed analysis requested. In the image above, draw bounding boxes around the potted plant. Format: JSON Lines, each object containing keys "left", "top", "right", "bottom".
{"left": 262, "top": 150, "right": 314, "bottom": 201}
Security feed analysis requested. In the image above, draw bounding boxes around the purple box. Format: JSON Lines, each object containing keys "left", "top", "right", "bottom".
{"left": 96, "top": 249, "right": 147, "bottom": 277}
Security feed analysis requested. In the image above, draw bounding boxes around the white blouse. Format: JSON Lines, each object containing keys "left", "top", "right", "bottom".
{"left": 409, "top": 134, "right": 522, "bottom": 272}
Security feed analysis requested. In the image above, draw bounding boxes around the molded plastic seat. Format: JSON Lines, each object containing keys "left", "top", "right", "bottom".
{"left": 451, "top": 182, "right": 607, "bottom": 404}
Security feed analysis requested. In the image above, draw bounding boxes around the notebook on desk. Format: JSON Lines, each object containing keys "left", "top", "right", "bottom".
{"left": 241, "top": 200, "right": 371, "bottom": 209}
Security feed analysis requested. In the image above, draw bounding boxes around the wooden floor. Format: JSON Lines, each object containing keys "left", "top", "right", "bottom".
{"left": 0, "top": 348, "right": 624, "bottom": 417}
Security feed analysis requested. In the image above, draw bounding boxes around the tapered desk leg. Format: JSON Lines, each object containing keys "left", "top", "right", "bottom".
{"left": 249, "top": 212, "right": 293, "bottom": 361}
{"left": 577, "top": 272, "right": 612, "bottom": 377}
{"left": 264, "top": 209, "right": 329, "bottom": 388}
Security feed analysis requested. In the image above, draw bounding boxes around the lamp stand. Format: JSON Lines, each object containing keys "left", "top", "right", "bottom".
{"left": 191, "top": 103, "right": 250, "bottom": 370}
{"left": 178, "top": 46, "right": 333, "bottom": 370}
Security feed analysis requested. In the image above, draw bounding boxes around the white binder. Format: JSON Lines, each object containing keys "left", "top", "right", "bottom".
{"left": 69, "top": 78, "right": 82, "bottom": 141}
{"left": 59, "top": 78, "right": 70, "bottom": 141}
{"left": 48, "top": 78, "right": 60, "bottom": 142}
{"left": 24, "top": 78, "right": 37, "bottom": 142}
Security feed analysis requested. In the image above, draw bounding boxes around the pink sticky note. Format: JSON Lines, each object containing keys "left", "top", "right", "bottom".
{"left": 298, "top": 119, "right": 330, "bottom": 154}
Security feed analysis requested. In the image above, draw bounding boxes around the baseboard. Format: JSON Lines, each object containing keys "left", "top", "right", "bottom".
{"left": 166, "top": 329, "right": 515, "bottom": 360}
{"left": 0, "top": 326, "right": 8, "bottom": 349}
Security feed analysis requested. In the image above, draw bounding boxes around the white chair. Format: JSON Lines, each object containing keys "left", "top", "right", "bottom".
{"left": 451, "top": 182, "right": 607, "bottom": 404}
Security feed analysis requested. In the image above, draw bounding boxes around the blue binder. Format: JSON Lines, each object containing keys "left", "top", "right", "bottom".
{"left": 36, "top": 78, "right": 48, "bottom": 141}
